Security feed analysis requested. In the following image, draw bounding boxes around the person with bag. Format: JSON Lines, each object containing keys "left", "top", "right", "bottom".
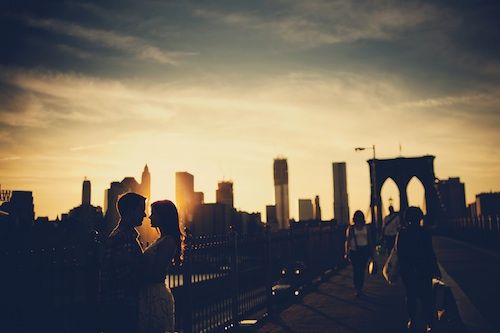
{"left": 382, "top": 205, "right": 400, "bottom": 255}
{"left": 344, "top": 210, "right": 375, "bottom": 297}
{"left": 382, "top": 233, "right": 400, "bottom": 285}
{"left": 397, "top": 207, "right": 441, "bottom": 332}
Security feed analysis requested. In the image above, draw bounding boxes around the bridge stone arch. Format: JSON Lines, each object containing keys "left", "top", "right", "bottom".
{"left": 379, "top": 176, "right": 401, "bottom": 211}
{"left": 368, "top": 156, "right": 440, "bottom": 230}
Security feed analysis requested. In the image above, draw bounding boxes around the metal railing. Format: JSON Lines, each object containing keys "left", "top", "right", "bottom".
{"left": 439, "top": 215, "right": 500, "bottom": 250}
{"left": 0, "top": 221, "right": 345, "bottom": 333}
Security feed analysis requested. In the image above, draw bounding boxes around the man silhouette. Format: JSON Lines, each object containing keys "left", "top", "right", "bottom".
{"left": 101, "top": 192, "right": 146, "bottom": 333}
{"left": 382, "top": 205, "right": 400, "bottom": 254}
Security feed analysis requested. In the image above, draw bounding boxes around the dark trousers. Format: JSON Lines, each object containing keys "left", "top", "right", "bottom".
{"left": 401, "top": 273, "right": 435, "bottom": 324}
{"left": 350, "top": 246, "right": 370, "bottom": 290}
{"left": 384, "top": 235, "right": 396, "bottom": 255}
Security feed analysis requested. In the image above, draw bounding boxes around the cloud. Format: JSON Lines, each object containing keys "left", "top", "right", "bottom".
{"left": 56, "top": 44, "right": 93, "bottom": 59}
{"left": 194, "top": 0, "right": 440, "bottom": 47}
{"left": 20, "top": 15, "right": 195, "bottom": 65}
{"left": 399, "top": 89, "right": 500, "bottom": 108}
{"left": 70, "top": 141, "right": 118, "bottom": 152}
{"left": 0, "top": 156, "right": 20, "bottom": 161}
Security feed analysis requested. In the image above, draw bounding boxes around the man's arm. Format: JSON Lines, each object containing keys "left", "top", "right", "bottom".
{"left": 424, "top": 230, "right": 441, "bottom": 279}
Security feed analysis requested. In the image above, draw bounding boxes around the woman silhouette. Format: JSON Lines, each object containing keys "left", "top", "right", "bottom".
{"left": 344, "top": 210, "right": 374, "bottom": 296}
{"left": 139, "top": 200, "right": 182, "bottom": 333}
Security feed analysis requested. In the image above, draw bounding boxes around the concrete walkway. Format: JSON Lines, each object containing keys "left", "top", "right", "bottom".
{"left": 433, "top": 236, "right": 499, "bottom": 333}
{"left": 256, "top": 251, "right": 468, "bottom": 333}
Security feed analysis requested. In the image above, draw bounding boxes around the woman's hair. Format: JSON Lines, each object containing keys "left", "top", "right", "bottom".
{"left": 404, "top": 206, "right": 424, "bottom": 226}
{"left": 151, "top": 200, "right": 183, "bottom": 264}
{"left": 353, "top": 210, "right": 365, "bottom": 225}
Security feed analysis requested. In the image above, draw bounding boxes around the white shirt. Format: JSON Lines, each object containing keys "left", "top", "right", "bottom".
{"left": 350, "top": 225, "right": 369, "bottom": 249}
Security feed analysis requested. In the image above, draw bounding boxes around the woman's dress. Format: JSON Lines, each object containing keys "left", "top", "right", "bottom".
{"left": 138, "top": 236, "right": 176, "bottom": 333}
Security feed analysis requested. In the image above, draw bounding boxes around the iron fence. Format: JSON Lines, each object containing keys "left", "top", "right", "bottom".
{"left": 0, "top": 221, "right": 345, "bottom": 333}
{"left": 439, "top": 215, "right": 500, "bottom": 250}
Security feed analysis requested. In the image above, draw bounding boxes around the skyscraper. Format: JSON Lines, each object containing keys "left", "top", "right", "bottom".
{"left": 274, "top": 158, "right": 289, "bottom": 229}
{"left": 82, "top": 178, "right": 91, "bottom": 206}
{"left": 104, "top": 181, "right": 123, "bottom": 233}
{"left": 314, "top": 195, "right": 322, "bottom": 221}
{"left": 176, "top": 172, "right": 195, "bottom": 226}
{"left": 266, "top": 205, "right": 276, "bottom": 224}
{"left": 193, "top": 191, "right": 204, "bottom": 207}
{"left": 141, "top": 164, "right": 151, "bottom": 215}
{"left": 436, "top": 177, "right": 466, "bottom": 219}
{"left": 216, "top": 181, "right": 234, "bottom": 208}
{"left": 298, "top": 199, "right": 313, "bottom": 221}
{"left": 192, "top": 203, "right": 232, "bottom": 236}
{"left": 475, "top": 192, "right": 500, "bottom": 218}
{"left": 3, "top": 191, "right": 34, "bottom": 229}
{"left": 333, "top": 162, "right": 350, "bottom": 225}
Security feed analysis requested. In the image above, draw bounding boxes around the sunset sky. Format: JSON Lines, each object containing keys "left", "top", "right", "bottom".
{"left": 1, "top": 0, "right": 499, "bottom": 220}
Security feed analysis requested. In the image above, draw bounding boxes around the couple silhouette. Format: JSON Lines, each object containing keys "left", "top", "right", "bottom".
{"left": 100, "top": 192, "right": 181, "bottom": 333}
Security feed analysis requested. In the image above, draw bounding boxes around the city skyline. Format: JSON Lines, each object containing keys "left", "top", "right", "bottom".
{"left": 2, "top": 153, "right": 489, "bottom": 222}
{"left": 1, "top": 1, "right": 499, "bottom": 219}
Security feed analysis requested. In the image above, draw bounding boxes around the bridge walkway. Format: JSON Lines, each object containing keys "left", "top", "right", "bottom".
{"left": 255, "top": 236, "right": 498, "bottom": 333}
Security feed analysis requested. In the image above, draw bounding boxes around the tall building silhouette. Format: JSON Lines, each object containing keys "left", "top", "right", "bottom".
{"left": 216, "top": 181, "right": 234, "bottom": 208}
{"left": 82, "top": 178, "right": 91, "bottom": 206}
{"left": 266, "top": 205, "right": 276, "bottom": 224}
{"left": 141, "top": 165, "right": 151, "bottom": 215}
{"left": 436, "top": 177, "right": 466, "bottom": 219}
{"left": 0, "top": 190, "right": 34, "bottom": 229}
{"left": 192, "top": 203, "right": 232, "bottom": 236}
{"left": 69, "top": 179, "right": 104, "bottom": 241}
{"left": 314, "top": 195, "right": 322, "bottom": 221}
{"left": 176, "top": 172, "right": 195, "bottom": 226}
{"left": 474, "top": 192, "right": 500, "bottom": 218}
{"left": 104, "top": 181, "right": 122, "bottom": 231}
{"left": 274, "top": 158, "right": 289, "bottom": 229}
{"left": 298, "top": 199, "right": 313, "bottom": 221}
{"left": 193, "top": 191, "right": 204, "bottom": 207}
{"left": 333, "top": 162, "right": 350, "bottom": 225}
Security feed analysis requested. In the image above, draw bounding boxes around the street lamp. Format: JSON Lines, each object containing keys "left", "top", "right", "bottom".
{"left": 355, "top": 145, "right": 379, "bottom": 230}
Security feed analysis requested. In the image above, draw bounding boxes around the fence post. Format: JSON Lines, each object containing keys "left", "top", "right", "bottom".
{"left": 230, "top": 227, "right": 239, "bottom": 330}
{"left": 265, "top": 224, "right": 274, "bottom": 317}
{"left": 497, "top": 217, "right": 500, "bottom": 243}
{"left": 182, "top": 228, "right": 193, "bottom": 333}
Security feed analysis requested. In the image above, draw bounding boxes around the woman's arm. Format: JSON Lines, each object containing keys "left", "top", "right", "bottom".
{"left": 344, "top": 227, "right": 351, "bottom": 259}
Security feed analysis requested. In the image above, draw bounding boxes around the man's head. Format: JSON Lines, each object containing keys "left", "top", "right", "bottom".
{"left": 389, "top": 206, "right": 395, "bottom": 214}
{"left": 404, "top": 206, "right": 424, "bottom": 226}
{"left": 117, "top": 192, "right": 146, "bottom": 228}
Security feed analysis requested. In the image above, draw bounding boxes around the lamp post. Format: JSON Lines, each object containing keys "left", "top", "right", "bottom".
{"left": 355, "top": 145, "right": 379, "bottom": 230}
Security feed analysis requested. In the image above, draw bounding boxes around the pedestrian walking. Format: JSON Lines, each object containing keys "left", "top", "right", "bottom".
{"left": 397, "top": 206, "right": 441, "bottom": 332}
{"left": 344, "top": 210, "right": 375, "bottom": 297}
